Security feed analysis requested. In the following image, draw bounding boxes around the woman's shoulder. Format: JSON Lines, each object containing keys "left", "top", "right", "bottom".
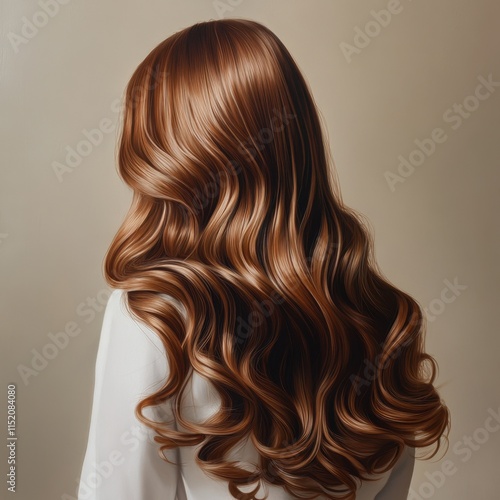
{"left": 99, "top": 288, "right": 166, "bottom": 365}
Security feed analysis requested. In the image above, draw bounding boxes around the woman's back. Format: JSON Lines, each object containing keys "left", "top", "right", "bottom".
{"left": 173, "top": 372, "right": 416, "bottom": 499}
{"left": 79, "top": 289, "right": 416, "bottom": 499}
{"left": 174, "top": 362, "right": 416, "bottom": 500}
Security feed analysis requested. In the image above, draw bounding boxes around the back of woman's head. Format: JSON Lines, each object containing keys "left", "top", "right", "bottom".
{"left": 105, "top": 18, "right": 450, "bottom": 500}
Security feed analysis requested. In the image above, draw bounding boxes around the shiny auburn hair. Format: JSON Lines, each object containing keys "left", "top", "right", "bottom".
{"left": 104, "top": 18, "right": 450, "bottom": 500}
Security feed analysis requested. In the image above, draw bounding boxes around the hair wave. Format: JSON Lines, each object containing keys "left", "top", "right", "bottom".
{"left": 104, "top": 19, "right": 450, "bottom": 499}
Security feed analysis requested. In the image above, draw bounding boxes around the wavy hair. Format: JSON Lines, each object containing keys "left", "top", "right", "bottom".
{"left": 104, "top": 18, "right": 450, "bottom": 499}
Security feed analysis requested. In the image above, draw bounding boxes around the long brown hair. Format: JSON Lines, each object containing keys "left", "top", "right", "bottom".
{"left": 104, "top": 19, "right": 450, "bottom": 499}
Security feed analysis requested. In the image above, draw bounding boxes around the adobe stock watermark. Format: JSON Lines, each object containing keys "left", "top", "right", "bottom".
{"left": 238, "top": 435, "right": 302, "bottom": 487}
{"left": 7, "top": 384, "right": 17, "bottom": 493}
{"left": 235, "top": 243, "right": 340, "bottom": 344}
{"left": 409, "top": 405, "right": 500, "bottom": 499}
{"left": 237, "top": 107, "right": 296, "bottom": 161}
{"left": 16, "top": 288, "right": 112, "bottom": 385}
{"left": 52, "top": 65, "right": 169, "bottom": 183}
{"left": 339, "top": 0, "right": 409, "bottom": 64}
{"left": 385, "top": 73, "right": 499, "bottom": 192}
{"left": 213, "top": 0, "right": 243, "bottom": 19}
{"left": 63, "top": 421, "right": 157, "bottom": 500}
{"left": 235, "top": 288, "right": 286, "bottom": 345}
{"left": 350, "top": 276, "right": 467, "bottom": 395}
{"left": 349, "top": 313, "right": 423, "bottom": 396}
{"left": 423, "top": 277, "right": 467, "bottom": 323}
{"left": 263, "top": 436, "right": 301, "bottom": 484}
{"left": 52, "top": 99, "right": 120, "bottom": 183}
{"left": 7, "top": 0, "right": 74, "bottom": 54}
{"left": 184, "top": 106, "right": 296, "bottom": 217}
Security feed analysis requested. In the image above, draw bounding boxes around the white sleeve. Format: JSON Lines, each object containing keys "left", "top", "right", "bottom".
{"left": 77, "top": 289, "right": 180, "bottom": 500}
{"left": 374, "top": 446, "right": 415, "bottom": 500}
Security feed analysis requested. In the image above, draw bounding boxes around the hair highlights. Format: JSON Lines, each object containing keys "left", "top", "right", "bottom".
{"left": 104, "top": 19, "right": 450, "bottom": 499}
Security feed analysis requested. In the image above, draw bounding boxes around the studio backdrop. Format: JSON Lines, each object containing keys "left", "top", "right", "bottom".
{"left": 1, "top": 1, "right": 499, "bottom": 499}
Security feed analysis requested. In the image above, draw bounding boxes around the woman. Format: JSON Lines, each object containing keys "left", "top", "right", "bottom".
{"left": 78, "top": 18, "right": 450, "bottom": 500}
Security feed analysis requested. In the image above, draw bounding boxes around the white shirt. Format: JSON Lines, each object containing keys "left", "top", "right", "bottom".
{"left": 78, "top": 288, "right": 415, "bottom": 499}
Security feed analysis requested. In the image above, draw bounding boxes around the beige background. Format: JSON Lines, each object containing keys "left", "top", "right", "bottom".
{"left": 1, "top": 0, "right": 499, "bottom": 498}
